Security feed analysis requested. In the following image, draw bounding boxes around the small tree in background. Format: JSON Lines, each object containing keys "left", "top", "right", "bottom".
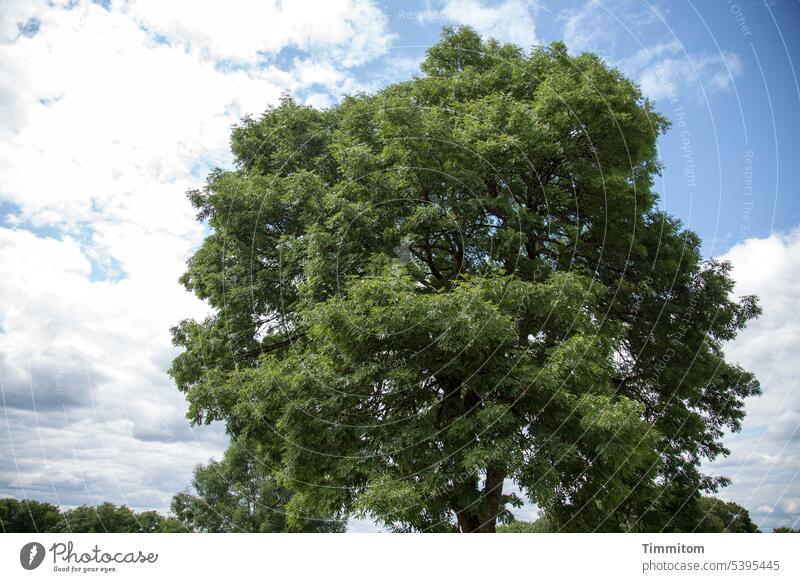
{"left": 171, "top": 440, "right": 345, "bottom": 532}
{"left": 694, "top": 497, "right": 759, "bottom": 533}
{"left": 497, "top": 515, "right": 552, "bottom": 533}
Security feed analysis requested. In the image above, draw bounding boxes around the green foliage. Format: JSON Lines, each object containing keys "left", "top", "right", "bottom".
{"left": 501, "top": 498, "right": 759, "bottom": 533}
{"left": 172, "top": 27, "right": 760, "bottom": 532}
{"left": 55, "top": 503, "right": 141, "bottom": 533}
{"left": 171, "top": 440, "right": 345, "bottom": 532}
{"left": 497, "top": 516, "right": 552, "bottom": 533}
{"left": 694, "top": 497, "right": 760, "bottom": 533}
{"left": 0, "top": 497, "right": 183, "bottom": 533}
{"left": 0, "top": 498, "right": 61, "bottom": 533}
{"left": 773, "top": 527, "right": 799, "bottom": 533}
{"left": 54, "top": 502, "right": 187, "bottom": 533}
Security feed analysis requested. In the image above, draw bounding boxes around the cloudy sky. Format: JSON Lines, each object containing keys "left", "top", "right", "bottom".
{"left": 1, "top": 0, "right": 798, "bottom": 532}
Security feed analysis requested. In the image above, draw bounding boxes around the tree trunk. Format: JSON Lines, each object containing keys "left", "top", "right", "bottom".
{"left": 481, "top": 465, "right": 506, "bottom": 533}
{"left": 456, "top": 508, "right": 482, "bottom": 533}
{"left": 452, "top": 465, "right": 506, "bottom": 533}
{"left": 478, "top": 464, "right": 506, "bottom": 533}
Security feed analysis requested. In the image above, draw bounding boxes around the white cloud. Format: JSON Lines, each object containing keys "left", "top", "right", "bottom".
{"left": 707, "top": 229, "right": 800, "bottom": 530}
{"left": 0, "top": 225, "right": 227, "bottom": 510}
{"left": 0, "top": 1, "right": 395, "bottom": 226}
{"left": 421, "top": 0, "right": 539, "bottom": 48}
{"left": 124, "top": 0, "right": 395, "bottom": 67}
{"left": 292, "top": 58, "right": 346, "bottom": 89}
{"left": 631, "top": 47, "right": 743, "bottom": 102}
{"left": 0, "top": 2, "right": 292, "bottom": 227}
{"left": 561, "top": 0, "right": 620, "bottom": 56}
{"left": 559, "top": 0, "right": 667, "bottom": 57}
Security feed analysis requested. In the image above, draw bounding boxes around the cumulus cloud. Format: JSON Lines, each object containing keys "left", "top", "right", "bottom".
{"left": 559, "top": 0, "right": 667, "bottom": 56}
{"left": 0, "top": 222, "right": 225, "bottom": 507}
{"left": 627, "top": 43, "right": 743, "bottom": 102}
{"left": 125, "top": 0, "right": 395, "bottom": 67}
{"left": 707, "top": 229, "right": 800, "bottom": 530}
{"left": 1, "top": 4, "right": 281, "bottom": 225}
{"left": 420, "top": 0, "right": 539, "bottom": 48}
{"left": 561, "top": 0, "right": 622, "bottom": 56}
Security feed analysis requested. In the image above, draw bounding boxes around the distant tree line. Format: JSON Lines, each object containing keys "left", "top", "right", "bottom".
{"left": 0, "top": 497, "right": 183, "bottom": 533}
{"left": 498, "top": 498, "right": 798, "bottom": 533}
{"left": 2, "top": 491, "right": 796, "bottom": 533}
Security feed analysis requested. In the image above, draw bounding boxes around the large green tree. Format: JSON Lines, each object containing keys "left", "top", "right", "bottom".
{"left": 171, "top": 27, "right": 760, "bottom": 532}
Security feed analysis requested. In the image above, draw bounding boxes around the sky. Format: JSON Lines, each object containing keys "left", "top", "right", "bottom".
{"left": 0, "top": 0, "right": 798, "bottom": 532}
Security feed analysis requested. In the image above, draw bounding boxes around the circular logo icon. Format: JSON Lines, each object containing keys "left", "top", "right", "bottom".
{"left": 20, "top": 542, "right": 46, "bottom": 570}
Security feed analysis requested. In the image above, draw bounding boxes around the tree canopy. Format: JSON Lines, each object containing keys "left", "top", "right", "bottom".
{"left": 170, "top": 26, "right": 760, "bottom": 532}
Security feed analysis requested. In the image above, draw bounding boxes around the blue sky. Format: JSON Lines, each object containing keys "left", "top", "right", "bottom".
{"left": 1, "top": 0, "right": 798, "bottom": 532}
